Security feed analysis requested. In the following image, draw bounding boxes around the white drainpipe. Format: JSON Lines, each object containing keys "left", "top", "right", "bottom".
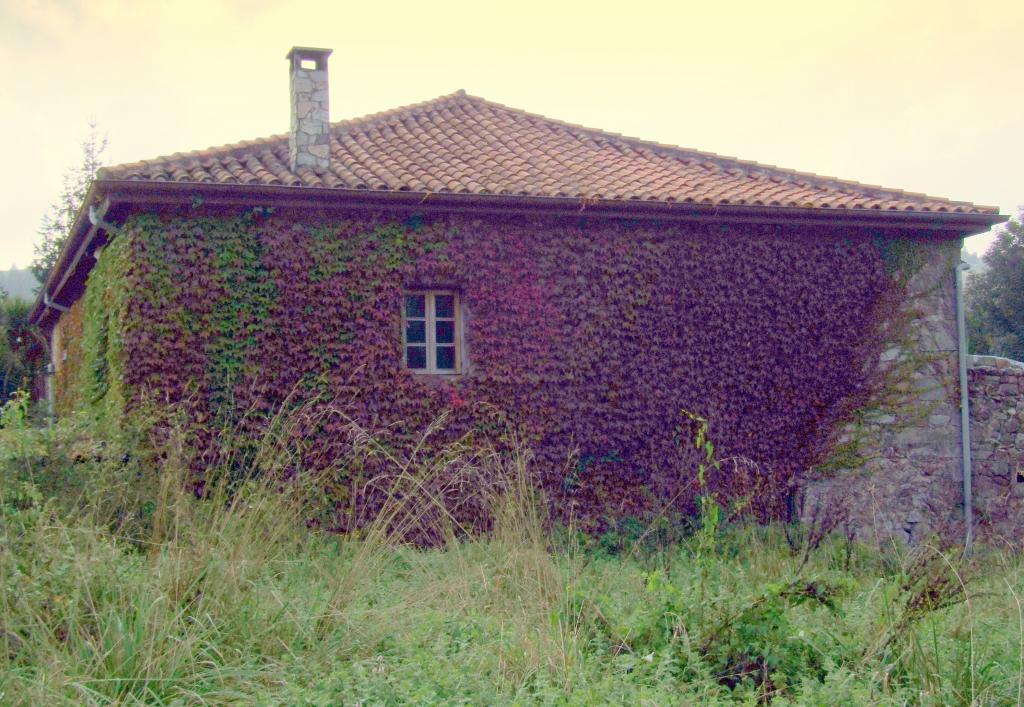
{"left": 955, "top": 261, "right": 972, "bottom": 555}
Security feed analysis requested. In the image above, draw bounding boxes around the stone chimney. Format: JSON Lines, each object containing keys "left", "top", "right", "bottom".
{"left": 286, "top": 46, "right": 332, "bottom": 172}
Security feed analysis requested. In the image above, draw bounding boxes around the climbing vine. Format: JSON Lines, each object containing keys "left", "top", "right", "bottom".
{"left": 55, "top": 232, "right": 132, "bottom": 430}
{"left": 57, "top": 207, "right": 959, "bottom": 530}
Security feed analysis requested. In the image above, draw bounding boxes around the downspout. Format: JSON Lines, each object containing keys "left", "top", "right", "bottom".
{"left": 27, "top": 328, "right": 55, "bottom": 426}
{"left": 42, "top": 292, "right": 70, "bottom": 313}
{"left": 37, "top": 298, "right": 65, "bottom": 425}
{"left": 955, "top": 261, "right": 972, "bottom": 555}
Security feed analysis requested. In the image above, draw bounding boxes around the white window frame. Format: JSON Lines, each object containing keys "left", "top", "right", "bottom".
{"left": 402, "top": 291, "right": 462, "bottom": 374}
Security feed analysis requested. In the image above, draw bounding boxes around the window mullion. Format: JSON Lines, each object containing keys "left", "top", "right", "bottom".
{"left": 454, "top": 293, "right": 460, "bottom": 372}
{"left": 426, "top": 293, "right": 436, "bottom": 374}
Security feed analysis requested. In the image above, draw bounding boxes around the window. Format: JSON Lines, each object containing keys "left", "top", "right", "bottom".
{"left": 403, "top": 291, "right": 462, "bottom": 374}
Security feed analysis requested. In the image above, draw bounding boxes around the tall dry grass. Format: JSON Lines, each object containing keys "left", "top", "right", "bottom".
{"left": 0, "top": 399, "right": 584, "bottom": 703}
{"left": 1, "top": 396, "right": 1023, "bottom": 704}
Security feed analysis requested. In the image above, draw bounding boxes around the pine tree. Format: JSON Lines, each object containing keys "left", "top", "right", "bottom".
{"left": 32, "top": 122, "right": 107, "bottom": 286}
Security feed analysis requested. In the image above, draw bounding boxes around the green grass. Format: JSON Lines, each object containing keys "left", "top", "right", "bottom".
{"left": 1, "top": 403, "right": 1022, "bottom": 705}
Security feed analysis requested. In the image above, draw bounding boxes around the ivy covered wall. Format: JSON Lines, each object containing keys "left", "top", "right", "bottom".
{"left": 58, "top": 206, "right": 962, "bottom": 532}
{"left": 52, "top": 296, "right": 85, "bottom": 417}
{"left": 52, "top": 234, "right": 131, "bottom": 426}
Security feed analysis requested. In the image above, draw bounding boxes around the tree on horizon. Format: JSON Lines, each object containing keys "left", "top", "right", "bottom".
{"left": 967, "top": 209, "right": 1024, "bottom": 360}
{"left": 32, "top": 122, "right": 107, "bottom": 287}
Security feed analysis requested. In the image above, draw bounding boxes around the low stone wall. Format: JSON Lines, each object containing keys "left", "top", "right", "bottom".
{"left": 969, "top": 355, "right": 1024, "bottom": 543}
{"left": 804, "top": 348, "right": 1024, "bottom": 545}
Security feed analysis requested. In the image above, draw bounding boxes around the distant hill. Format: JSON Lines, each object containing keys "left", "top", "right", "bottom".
{"left": 0, "top": 267, "right": 38, "bottom": 301}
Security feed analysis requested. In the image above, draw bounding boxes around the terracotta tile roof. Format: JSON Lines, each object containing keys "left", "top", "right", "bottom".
{"left": 100, "top": 91, "right": 997, "bottom": 215}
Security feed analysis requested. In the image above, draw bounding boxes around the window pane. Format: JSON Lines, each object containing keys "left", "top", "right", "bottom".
{"left": 405, "top": 295, "right": 425, "bottom": 318}
{"left": 435, "top": 294, "right": 455, "bottom": 319}
{"left": 436, "top": 345, "right": 455, "bottom": 370}
{"left": 406, "top": 319, "right": 426, "bottom": 343}
{"left": 435, "top": 320, "right": 454, "bottom": 344}
{"left": 406, "top": 346, "right": 426, "bottom": 369}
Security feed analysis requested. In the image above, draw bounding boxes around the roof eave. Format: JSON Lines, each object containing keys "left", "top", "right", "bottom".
{"left": 101, "top": 178, "right": 1005, "bottom": 228}
{"left": 29, "top": 178, "right": 1006, "bottom": 328}
{"left": 28, "top": 183, "right": 106, "bottom": 328}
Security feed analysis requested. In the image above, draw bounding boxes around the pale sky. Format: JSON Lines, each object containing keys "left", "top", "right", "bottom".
{"left": 1, "top": 0, "right": 1021, "bottom": 269}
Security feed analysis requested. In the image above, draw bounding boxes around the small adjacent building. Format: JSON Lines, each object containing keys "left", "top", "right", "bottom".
{"left": 29, "top": 47, "right": 1006, "bottom": 540}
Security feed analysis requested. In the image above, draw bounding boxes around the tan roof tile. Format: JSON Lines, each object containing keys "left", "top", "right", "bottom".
{"left": 100, "top": 91, "right": 998, "bottom": 215}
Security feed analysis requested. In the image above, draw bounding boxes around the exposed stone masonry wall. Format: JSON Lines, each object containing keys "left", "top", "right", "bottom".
{"left": 969, "top": 356, "right": 1024, "bottom": 543}
{"left": 804, "top": 240, "right": 964, "bottom": 544}
{"left": 804, "top": 237, "right": 1024, "bottom": 545}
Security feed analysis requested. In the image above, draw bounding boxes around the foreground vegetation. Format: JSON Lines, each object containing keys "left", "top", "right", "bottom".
{"left": 1, "top": 400, "right": 1022, "bottom": 705}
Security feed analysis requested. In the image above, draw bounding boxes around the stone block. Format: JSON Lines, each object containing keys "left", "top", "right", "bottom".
{"left": 919, "top": 386, "right": 949, "bottom": 402}
{"left": 927, "top": 435, "right": 959, "bottom": 455}
{"left": 881, "top": 346, "right": 902, "bottom": 362}
{"left": 971, "top": 355, "right": 999, "bottom": 369}
{"left": 988, "top": 473, "right": 1010, "bottom": 487}
{"left": 895, "top": 430, "right": 924, "bottom": 448}
{"left": 909, "top": 444, "right": 940, "bottom": 458}
{"left": 291, "top": 76, "right": 314, "bottom": 92}
{"left": 307, "top": 143, "right": 330, "bottom": 158}
{"left": 927, "top": 327, "right": 956, "bottom": 351}
{"left": 867, "top": 412, "right": 897, "bottom": 424}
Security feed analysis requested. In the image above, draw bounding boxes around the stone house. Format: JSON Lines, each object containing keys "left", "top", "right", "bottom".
{"left": 29, "top": 47, "right": 1011, "bottom": 541}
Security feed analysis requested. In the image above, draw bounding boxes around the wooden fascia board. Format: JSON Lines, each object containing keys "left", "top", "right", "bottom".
{"left": 101, "top": 179, "right": 1006, "bottom": 234}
